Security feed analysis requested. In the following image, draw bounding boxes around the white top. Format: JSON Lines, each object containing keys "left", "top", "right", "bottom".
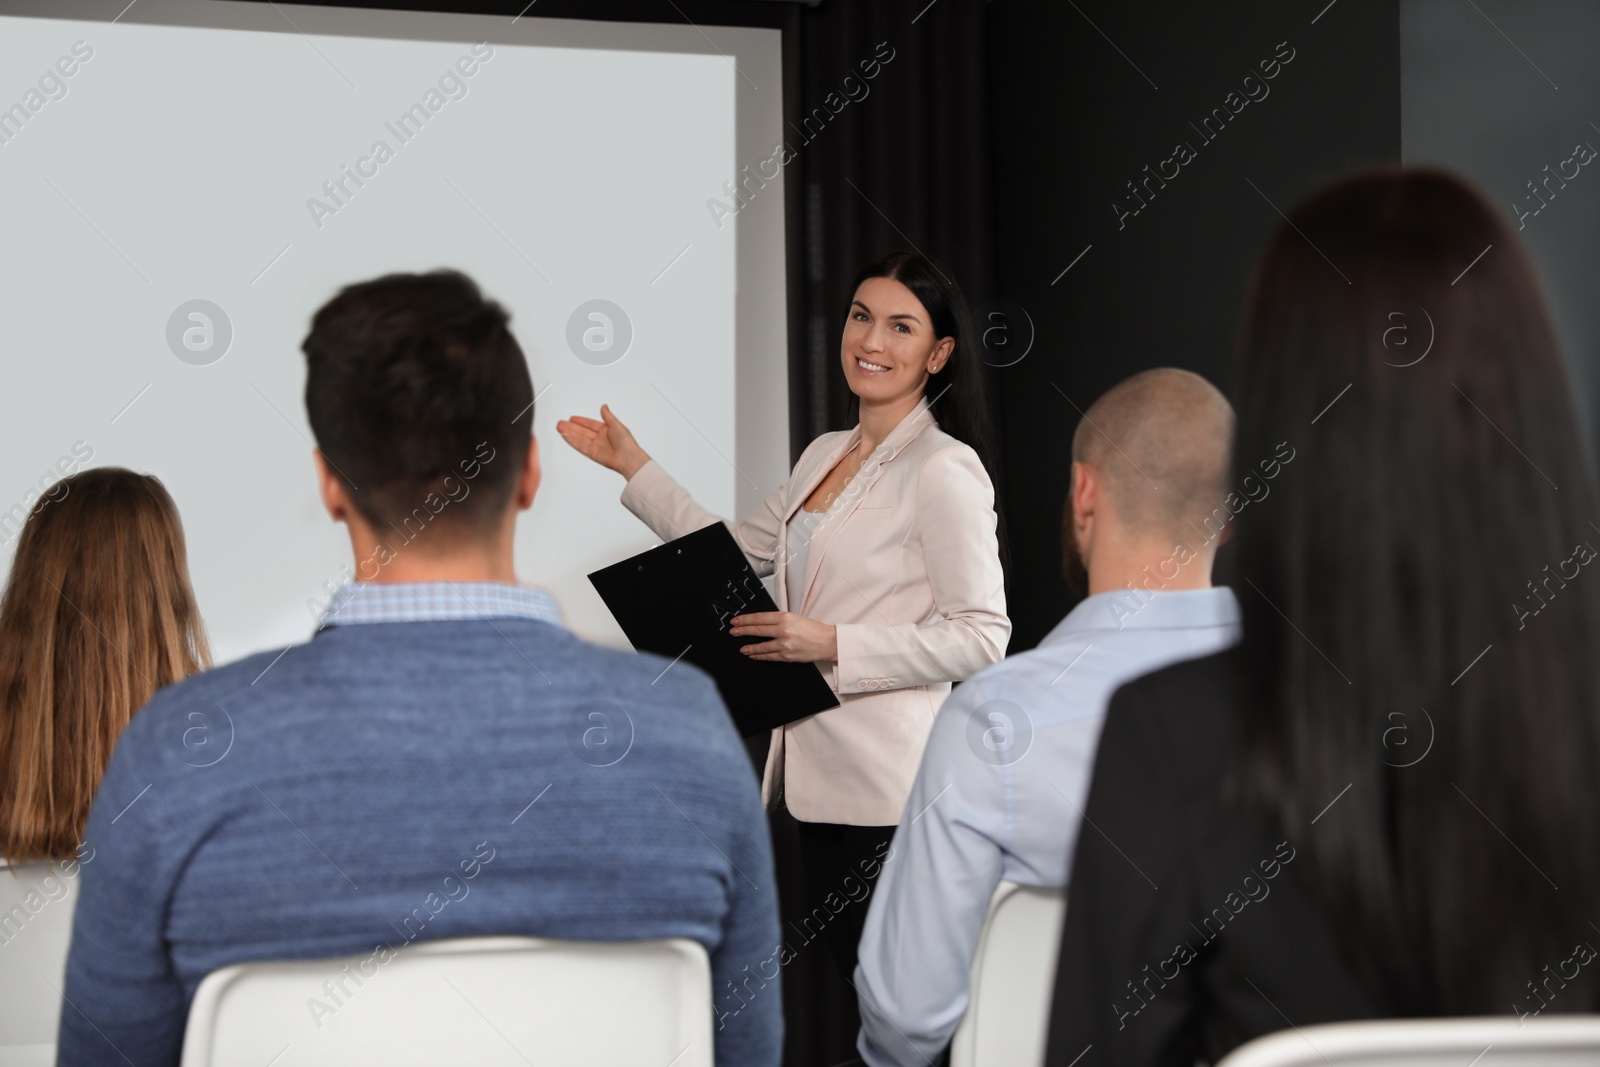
{"left": 784, "top": 507, "right": 823, "bottom": 612}
{"left": 785, "top": 441, "right": 860, "bottom": 615}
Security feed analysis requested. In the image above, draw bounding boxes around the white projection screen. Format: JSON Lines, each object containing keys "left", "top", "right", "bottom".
{"left": 0, "top": 0, "right": 788, "bottom": 664}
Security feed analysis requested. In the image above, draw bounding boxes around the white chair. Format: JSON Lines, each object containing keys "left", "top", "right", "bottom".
{"left": 180, "top": 935, "right": 713, "bottom": 1067}
{"left": 0, "top": 859, "right": 84, "bottom": 1067}
{"left": 948, "top": 880, "right": 1067, "bottom": 1067}
{"left": 1216, "top": 1015, "right": 1600, "bottom": 1067}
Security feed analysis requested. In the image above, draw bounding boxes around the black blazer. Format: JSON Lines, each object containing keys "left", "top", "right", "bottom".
{"left": 1043, "top": 649, "right": 1382, "bottom": 1067}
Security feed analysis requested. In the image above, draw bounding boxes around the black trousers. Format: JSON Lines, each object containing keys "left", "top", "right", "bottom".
{"left": 772, "top": 816, "right": 895, "bottom": 1067}
{"left": 793, "top": 820, "right": 897, "bottom": 981}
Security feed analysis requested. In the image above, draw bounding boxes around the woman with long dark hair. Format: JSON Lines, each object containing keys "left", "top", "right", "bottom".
{"left": 1044, "top": 167, "right": 1600, "bottom": 1065}
{"left": 560, "top": 249, "right": 1010, "bottom": 985}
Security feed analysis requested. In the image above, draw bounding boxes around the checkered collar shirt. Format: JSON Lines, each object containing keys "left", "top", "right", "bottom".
{"left": 317, "top": 581, "right": 565, "bottom": 630}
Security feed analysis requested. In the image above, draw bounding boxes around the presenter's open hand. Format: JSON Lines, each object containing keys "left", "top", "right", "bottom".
{"left": 730, "top": 612, "right": 839, "bottom": 664}
{"left": 556, "top": 404, "right": 652, "bottom": 480}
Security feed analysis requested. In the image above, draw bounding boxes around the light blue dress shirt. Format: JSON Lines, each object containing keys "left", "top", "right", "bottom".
{"left": 853, "top": 585, "right": 1242, "bottom": 1067}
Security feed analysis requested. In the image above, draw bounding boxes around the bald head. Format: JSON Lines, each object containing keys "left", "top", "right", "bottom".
{"left": 1071, "top": 369, "right": 1234, "bottom": 543}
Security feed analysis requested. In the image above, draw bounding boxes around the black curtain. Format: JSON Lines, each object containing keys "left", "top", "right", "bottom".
{"left": 777, "top": 5, "right": 999, "bottom": 1064}
{"left": 788, "top": 0, "right": 1001, "bottom": 458}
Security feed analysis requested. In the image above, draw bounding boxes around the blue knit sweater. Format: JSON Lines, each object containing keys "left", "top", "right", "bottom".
{"left": 57, "top": 617, "right": 781, "bottom": 1065}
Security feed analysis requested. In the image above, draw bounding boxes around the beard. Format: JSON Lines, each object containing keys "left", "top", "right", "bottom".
{"left": 1062, "top": 523, "right": 1089, "bottom": 598}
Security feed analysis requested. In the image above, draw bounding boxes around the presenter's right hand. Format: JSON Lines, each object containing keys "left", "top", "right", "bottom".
{"left": 556, "top": 404, "right": 652, "bottom": 481}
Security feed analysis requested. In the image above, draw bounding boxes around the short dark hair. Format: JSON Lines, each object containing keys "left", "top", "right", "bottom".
{"left": 302, "top": 269, "right": 533, "bottom": 542}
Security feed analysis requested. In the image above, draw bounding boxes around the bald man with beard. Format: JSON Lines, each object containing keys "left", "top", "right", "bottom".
{"left": 853, "top": 368, "right": 1244, "bottom": 1067}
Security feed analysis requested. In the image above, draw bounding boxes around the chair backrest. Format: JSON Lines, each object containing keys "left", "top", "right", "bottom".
{"left": 0, "top": 859, "right": 84, "bottom": 1067}
{"left": 179, "top": 935, "right": 714, "bottom": 1067}
{"left": 1216, "top": 1015, "right": 1600, "bottom": 1067}
{"left": 948, "top": 880, "right": 1067, "bottom": 1067}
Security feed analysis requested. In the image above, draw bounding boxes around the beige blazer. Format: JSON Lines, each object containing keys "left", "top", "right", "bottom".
{"left": 619, "top": 394, "right": 1010, "bottom": 826}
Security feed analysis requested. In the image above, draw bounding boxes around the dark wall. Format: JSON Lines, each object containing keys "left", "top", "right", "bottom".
{"left": 985, "top": 0, "right": 1402, "bottom": 651}
{"left": 1401, "top": 0, "right": 1600, "bottom": 466}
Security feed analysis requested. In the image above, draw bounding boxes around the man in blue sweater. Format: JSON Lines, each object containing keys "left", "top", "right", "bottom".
{"left": 57, "top": 270, "right": 782, "bottom": 1065}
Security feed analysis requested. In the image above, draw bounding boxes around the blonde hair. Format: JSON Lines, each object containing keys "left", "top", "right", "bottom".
{"left": 0, "top": 468, "right": 210, "bottom": 862}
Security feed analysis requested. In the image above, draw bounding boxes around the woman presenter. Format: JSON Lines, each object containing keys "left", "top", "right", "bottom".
{"left": 557, "top": 249, "right": 1010, "bottom": 982}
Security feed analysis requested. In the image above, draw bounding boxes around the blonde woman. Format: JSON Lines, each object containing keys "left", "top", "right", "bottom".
{"left": 0, "top": 467, "right": 209, "bottom": 1057}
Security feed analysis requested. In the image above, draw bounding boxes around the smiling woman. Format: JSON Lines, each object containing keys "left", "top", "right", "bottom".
{"left": 558, "top": 249, "right": 1011, "bottom": 1024}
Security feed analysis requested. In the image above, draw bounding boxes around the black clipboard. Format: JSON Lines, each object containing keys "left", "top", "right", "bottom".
{"left": 588, "top": 522, "right": 840, "bottom": 736}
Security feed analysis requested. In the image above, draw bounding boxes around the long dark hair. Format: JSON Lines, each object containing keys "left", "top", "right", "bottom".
{"left": 844, "top": 250, "right": 1009, "bottom": 573}
{"left": 1229, "top": 166, "right": 1600, "bottom": 1013}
